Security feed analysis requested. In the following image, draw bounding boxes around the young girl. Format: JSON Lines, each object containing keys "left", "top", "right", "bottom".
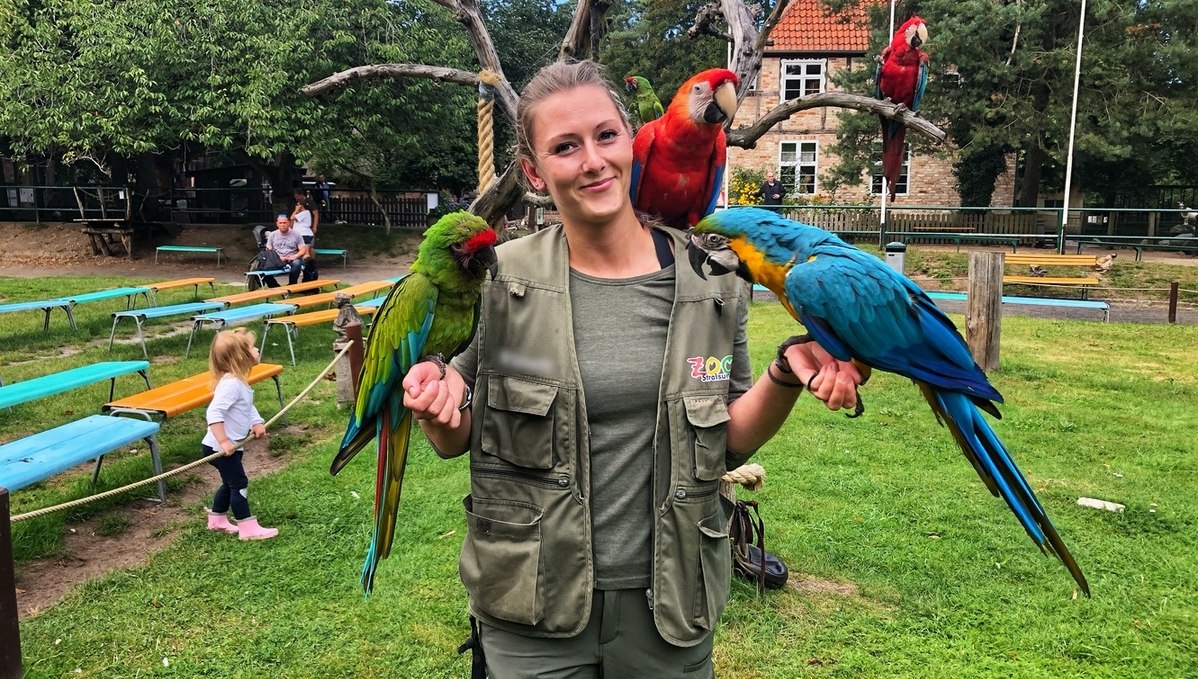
{"left": 202, "top": 328, "right": 277, "bottom": 540}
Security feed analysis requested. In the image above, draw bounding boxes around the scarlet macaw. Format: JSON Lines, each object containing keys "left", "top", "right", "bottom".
{"left": 876, "top": 16, "right": 929, "bottom": 200}
{"left": 631, "top": 68, "right": 739, "bottom": 229}
{"left": 687, "top": 207, "right": 1090, "bottom": 595}
{"left": 331, "top": 211, "right": 497, "bottom": 595}
{"left": 623, "top": 75, "right": 664, "bottom": 126}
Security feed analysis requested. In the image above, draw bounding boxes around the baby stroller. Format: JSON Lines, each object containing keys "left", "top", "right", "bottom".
{"left": 246, "top": 225, "right": 319, "bottom": 290}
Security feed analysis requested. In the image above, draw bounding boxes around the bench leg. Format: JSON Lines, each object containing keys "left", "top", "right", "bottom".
{"left": 135, "top": 317, "right": 148, "bottom": 360}
{"left": 286, "top": 326, "right": 297, "bottom": 366}
{"left": 147, "top": 435, "right": 165, "bottom": 503}
{"left": 107, "top": 318, "right": 120, "bottom": 354}
{"left": 91, "top": 455, "right": 105, "bottom": 487}
{"left": 272, "top": 376, "right": 288, "bottom": 426}
{"left": 65, "top": 305, "right": 77, "bottom": 332}
{"left": 185, "top": 321, "right": 200, "bottom": 358}
{"left": 155, "top": 250, "right": 159, "bottom": 265}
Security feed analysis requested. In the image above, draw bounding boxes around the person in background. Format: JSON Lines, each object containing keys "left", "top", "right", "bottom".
{"left": 760, "top": 170, "right": 786, "bottom": 212}
{"left": 290, "top": 187, "right": 319, "bottom": 282}
{"left": 316, "top": 174, "right": 334, "bottom": 222}
{"left": 202, "top": 328, "right": 278, "bottom": 541}
{"left": 265, "top": 214, "right": 304, "bottom": 286}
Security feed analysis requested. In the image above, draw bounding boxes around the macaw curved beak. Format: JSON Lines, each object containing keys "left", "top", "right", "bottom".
{"left": 703, "top": 81, "right": 739, "bottom": 125}
{"left": 687, "top": 239, "right": 711, "bottom": 280}
{"left": 913, "top": 24, "right": 928, "bottom": 48}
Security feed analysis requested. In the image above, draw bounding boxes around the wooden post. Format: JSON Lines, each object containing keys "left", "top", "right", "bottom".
{"left": 966, "top": 252, "right": 1004, "bottom": 372}
{"left": 344, "top": 323, "right": 365, "bottom": 393}
{"left": 0, "top": 490, "right": 23, "bottom": 678}
{"left": 1168, "top": 281, "right": 1179, "bottom": 324}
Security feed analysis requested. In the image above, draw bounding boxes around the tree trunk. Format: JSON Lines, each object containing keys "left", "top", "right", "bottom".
{"left": 1016, "top": 83, "right": 1051, "bottom": 207}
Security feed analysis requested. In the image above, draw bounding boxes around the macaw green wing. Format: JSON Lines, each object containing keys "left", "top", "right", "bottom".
{"left": 331, "top": 271, "right": 438, "bottom": 475}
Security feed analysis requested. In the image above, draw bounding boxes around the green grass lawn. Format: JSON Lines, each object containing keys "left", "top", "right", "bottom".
{"left": 2, "top": 273, "right": 1196, "bottom": 678}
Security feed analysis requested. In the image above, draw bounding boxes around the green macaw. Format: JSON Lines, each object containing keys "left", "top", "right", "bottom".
{"left": 624, "top": 75, "right": 664, "bottom": 126}
{"left": 331, "top": 211, "right": 498, "bottom": 595}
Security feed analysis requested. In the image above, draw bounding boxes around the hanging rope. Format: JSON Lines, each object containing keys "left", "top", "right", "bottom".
{"left": 476, "top": 70, "right": 502, "bottom": 194}
{"left": 10, "top": 342, "right": 356, "bottom": 524}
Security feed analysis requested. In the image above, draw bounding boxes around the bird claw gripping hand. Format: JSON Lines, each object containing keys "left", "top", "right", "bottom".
{"left": 776, "top": 334, "right": 867, "bottom": 419}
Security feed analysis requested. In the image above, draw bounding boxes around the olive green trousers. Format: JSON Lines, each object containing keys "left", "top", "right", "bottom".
{"left": 479, "top": 589, "right": 716, "bottom": 678}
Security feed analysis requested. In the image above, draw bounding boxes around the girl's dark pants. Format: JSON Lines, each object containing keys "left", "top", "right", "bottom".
{"left": 202, "top": 445, "right": 251, "bottom": 519}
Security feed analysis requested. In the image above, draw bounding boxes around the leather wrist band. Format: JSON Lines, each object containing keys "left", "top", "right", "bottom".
{"left": 766, "top": 363, "right": 803, "bottom": 389}
{"left": 458, "top": 384, "right": 473, "bottom": 412}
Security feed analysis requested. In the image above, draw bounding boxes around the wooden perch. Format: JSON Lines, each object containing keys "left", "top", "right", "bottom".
{"left": 728, "top": 92, "right": 948, "bottom": 149}
{"left": 303, "top": 64, "right": 519, "bottom": 123}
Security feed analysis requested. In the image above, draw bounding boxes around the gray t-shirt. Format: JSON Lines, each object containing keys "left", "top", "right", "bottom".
{"left": 267, "top": 228, "right": 303, "bottom": 259}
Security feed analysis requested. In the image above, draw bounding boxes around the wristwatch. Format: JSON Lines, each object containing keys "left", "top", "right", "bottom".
{"left": 458, "top": 384, "right": 473, "bottom": 412}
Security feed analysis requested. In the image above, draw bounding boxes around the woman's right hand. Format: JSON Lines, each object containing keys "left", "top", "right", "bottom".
{"left": 403, "top": 362, "right": 468, "bottom": 430}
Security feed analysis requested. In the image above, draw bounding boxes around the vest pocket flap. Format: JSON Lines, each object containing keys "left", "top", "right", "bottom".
{"left": 487, "top": 376, "right": 558, "bottom": 416}
{"left": 683, "top": 396, "right": 731, "bottom": 428}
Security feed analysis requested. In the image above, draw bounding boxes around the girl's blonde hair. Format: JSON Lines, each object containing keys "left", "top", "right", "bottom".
{"left": 515, "top": 59, "right": 632, "bottom": 167}
{"left": 209, "top": 328, "right": 257, "bottom": 383}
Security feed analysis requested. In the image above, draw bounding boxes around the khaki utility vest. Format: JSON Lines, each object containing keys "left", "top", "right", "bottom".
{"left": 459, "top": 225, "right": 747, "bottom": 647}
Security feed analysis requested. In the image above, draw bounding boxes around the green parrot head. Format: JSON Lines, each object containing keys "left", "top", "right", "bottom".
{"left": 624, "top": 75, "right": 652, "bottom": 94}
{"left": 411, "top": 210, "right": 499, "bottom": 286}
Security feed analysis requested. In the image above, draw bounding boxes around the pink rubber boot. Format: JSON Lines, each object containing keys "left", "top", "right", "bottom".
{"left": 237, "top": 516, "right": 279, "bottom": 541}
{"left": 207, "top": 511, "right": 238, "bottom": 534}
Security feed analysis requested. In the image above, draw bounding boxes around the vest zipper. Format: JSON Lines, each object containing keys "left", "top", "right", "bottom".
{"left": 471, "top": 465, "right": 570, "bottom": 489}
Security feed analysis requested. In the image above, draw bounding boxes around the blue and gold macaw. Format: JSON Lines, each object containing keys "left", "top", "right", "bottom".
{"left": 331, "top": 211, "right": 498, "bottom": 595}
{"left": 688, "top": 207, "right": 1089, "bottom": 595}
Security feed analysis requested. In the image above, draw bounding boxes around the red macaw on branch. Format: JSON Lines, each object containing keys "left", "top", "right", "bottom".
{"left": 631, "top": 68, "right": 739, "bottom": 229}
{"left": 876, "top": 16, "right": 929, "bottom": 201}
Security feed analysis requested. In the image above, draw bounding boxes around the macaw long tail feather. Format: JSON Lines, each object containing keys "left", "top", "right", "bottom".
{"left": 331, "top": 414, "right": 373, "bottom": 476}
{"left": 360, "top": 408, "right": 413, "bottom": 597}
{"left": 930, "top": 388, "right": 1090, "bottom": 596}
{"left": 880, "top": 121, "right": 906, "bottom": 196}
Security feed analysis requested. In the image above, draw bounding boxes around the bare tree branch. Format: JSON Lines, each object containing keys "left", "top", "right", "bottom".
{"left": 303, "top": 64, "right": 519, "bottom": 128}
{"left": 688, "top": 3, "right": 731, "bottom": 42}
{"left": 562, "top": 0, "right": 612, "bottom": 61}
{"left": 727, "top": 92, "right": 947, "bottom": 148}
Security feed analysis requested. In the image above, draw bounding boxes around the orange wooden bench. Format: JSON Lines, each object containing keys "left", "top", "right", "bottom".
{"left": 103, "top": 363, "right": 285, "bottom": 421}
{"left": 207, "top": 279, "right": 340, "bottom": 306}
{"left": 283, "top": 280, "right": 394, "bottom": 311}
{"left": 261, "top": 303, "right": 382, "bottom": 365}
{"left": 144, "top": 277, "right": 217, "bottom": 301}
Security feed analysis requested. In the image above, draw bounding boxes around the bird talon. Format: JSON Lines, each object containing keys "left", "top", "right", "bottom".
{"left": 845, "top": 394, "right": 866, "bottom": 419}
{"left": 776, "top": 334, "right": 813, "bottom": 374}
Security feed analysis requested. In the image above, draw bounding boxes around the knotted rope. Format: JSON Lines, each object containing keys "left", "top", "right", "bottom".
{"left": 10, "top": 342, "right": 355, "bottom": 523}
{"left": 721, "top": 463, "right": 765, "bottom": 491}
{"left": 476, "top": 70, "right": 502, "bottom": 194}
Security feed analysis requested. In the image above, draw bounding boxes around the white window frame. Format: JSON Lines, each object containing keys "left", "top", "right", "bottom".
{"left": 871, "top": 144, "right": 912, "bottom": 197}
{"left": 780, "top": 59, "right": 826, "bottom": 101}
{"left": 779, "top": 141, "right": 819, "bottom": 196}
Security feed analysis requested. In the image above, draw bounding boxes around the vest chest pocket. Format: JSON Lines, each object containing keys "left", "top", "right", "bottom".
{"left": 684, "top": 395, "right": 731, "bottom": 482}
{"left": 481, "top": 375, "right": 559, "bottom": 470}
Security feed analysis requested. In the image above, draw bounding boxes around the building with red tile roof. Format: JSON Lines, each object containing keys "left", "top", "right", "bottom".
{"left": 729, "top": 0, "right": 1015, "bottom": 208}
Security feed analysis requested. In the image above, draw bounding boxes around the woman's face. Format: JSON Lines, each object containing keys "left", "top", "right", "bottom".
{"left": 520, "top": 85, "right": 634, "bottom": 228}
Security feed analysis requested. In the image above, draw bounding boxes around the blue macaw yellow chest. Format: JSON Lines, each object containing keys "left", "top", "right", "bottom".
{"left": 731, "top": 238, "right": 801, "bottom": 319}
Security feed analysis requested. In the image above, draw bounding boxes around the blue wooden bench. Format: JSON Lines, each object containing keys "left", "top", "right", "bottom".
{"left": 65, "top": 286, "right": 151, "bottom": 311}
{"left": 108, "top": 302, "right": 229, "bottom": 359}
{"left": 314, "top": 247, "right": 349, "bottom": 269}
{"left": 185, "top": 302, "right": 298, "bottom": 357}
{"left": 925, "top": 291, "right": 1110, "bottom": 322}
{"left": 0, "top": 298, "right": 74, "bottom": 331}
{"left": 155, "top": 245, "right": 224, "bottom": 267}
{"left": 0, "top": 416, "right": 163, "bottom": 500}
{"left": 0, "top": 361, "right": 152, "bottom": 409}
{"left": 244, "top": 268, "right": 290, "bottom": 289}
{"left": 0, "top": 360, "right": 164, "bottom": 501}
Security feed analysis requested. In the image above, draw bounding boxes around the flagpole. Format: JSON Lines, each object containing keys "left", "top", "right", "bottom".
{"left": 879, "top": 0, "right": 896, "bottom": 248}
{"left": 1059, "top": 0, "right": 1087, "bottom": 254}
